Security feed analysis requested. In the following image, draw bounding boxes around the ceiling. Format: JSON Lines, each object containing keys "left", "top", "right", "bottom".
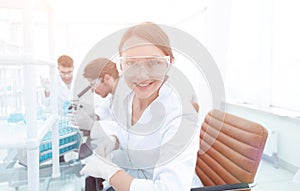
{"left": 0, "top": 0, "right": 49, "bottom": 10}
{"left": 0, "top": 0, "right": 208, "bottom": 25}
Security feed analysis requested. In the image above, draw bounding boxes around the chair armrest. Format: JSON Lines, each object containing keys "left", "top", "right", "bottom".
{"left": 191, "top": 183, "right": 250, "bottom": 191}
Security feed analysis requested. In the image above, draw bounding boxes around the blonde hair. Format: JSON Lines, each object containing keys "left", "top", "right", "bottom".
{"left": 57, "top": 55, "right": 73, "bottom": 68}
{"left": 83, "top": 58, "right": 118, "bottom": 79}
{"left": 119, "top": 22, "right": 174, "bottom": 60}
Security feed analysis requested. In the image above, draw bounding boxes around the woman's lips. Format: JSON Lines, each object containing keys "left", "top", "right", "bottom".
{"left": 134, "top": 81, "right": 154, "bottom": 89}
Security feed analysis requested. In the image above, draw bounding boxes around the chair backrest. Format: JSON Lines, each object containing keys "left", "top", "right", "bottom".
{"left": 195, "top": 110, "right": 268, "bottom": 190}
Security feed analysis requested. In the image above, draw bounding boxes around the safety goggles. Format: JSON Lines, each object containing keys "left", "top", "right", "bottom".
{"left": 89, "top": 77, "right": 102, "bottom": 90}
{"left": 119, "top": 56, "right": 170, "bottom": 76}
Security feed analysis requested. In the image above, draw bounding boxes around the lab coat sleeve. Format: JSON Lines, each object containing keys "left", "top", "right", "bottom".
{"left": 42, "top": 95, "right": 50, "bottom": 107}
{"left": 37, "top": 88, "right": 50, "bottom": 107}
{"left": 129, "top": 118, "right": 200, "bottom": 191}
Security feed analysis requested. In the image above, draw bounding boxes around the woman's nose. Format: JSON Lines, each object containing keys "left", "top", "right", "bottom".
{"left": 136, "top": 65, "right": 149, "bottom": 79}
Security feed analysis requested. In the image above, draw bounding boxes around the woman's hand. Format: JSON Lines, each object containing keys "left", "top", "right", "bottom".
{"left": 92, "top": 135, "right": 118, "bottom": 157}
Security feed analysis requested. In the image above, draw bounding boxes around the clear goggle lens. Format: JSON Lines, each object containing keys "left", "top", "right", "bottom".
{"left": 119, "top": 56, "right": 170, "bottom": 76}
{"left": 89, "top": 78, "right": 102, "bottom": 89}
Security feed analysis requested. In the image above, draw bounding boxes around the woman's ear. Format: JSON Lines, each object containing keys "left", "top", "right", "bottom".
{"left": 170, "top": 57, "right": 174, "bottom": 64}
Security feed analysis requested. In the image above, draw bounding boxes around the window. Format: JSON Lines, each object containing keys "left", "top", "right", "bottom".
{"left": 225, "top": 0, "right": 300, "bottom": 115}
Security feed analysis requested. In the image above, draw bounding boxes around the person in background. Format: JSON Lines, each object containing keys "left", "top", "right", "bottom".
{"left": 83, "top": 57, "right": 119, "bottom": 121}
{"left": 40, "top": 55, "right": 74, "bottom": 116}
{"left": 80, "top": 22, "right": 202, "bottom": 191}
{"left": 40, "top": 55, "right": 75, "bottom": 163}
{"left": 75, "top": 57, "right": 120, "bottom": 191}
{"left": 74, "top": 57, "right": 120, "bottom": 135}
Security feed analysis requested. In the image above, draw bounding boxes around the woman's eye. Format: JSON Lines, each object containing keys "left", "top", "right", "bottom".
{"left": 126, "top": 61, "right": 136, "bottom": 65}
{"left": 148, "top": 60, "right": 160, "bottom": 66}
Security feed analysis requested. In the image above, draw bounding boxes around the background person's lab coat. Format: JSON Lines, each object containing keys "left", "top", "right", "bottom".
{"left": 94, "top": 94, "right": 113, "bottom": 121}
{"left": 39, "top": 74, "right": 73, "bottom": 116}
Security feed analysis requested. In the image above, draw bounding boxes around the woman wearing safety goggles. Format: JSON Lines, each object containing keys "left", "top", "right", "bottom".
{"left": 81, "top": 22, "right": 202, "bottom": 191}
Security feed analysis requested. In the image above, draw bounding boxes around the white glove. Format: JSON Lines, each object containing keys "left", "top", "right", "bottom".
{"left": 92, "top": 135, "right": 118, "bottom": 157}
{"left": 73, "top": 102, "right": 98, "bottom": 131}
{"left": 40, "top": 76, "right": 50, "bottom": 94}
{"left": 80, "top": 154, "right": 121, "bottom": 182}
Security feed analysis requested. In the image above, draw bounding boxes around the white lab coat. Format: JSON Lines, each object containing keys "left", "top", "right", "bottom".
{"left": 40, "top": 74, "right": 73, "bottom": 116}
{"left": 94, "top": 94, "right": 113, "bottom": 121}
{"left": 112, "top": 83, "right": 203, "bottom": 191}
{"left": 90, "top": 94, "right": 120, "bottom": 137}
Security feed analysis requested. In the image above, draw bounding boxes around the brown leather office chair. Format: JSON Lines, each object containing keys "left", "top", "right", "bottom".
{"left": 192, "top": 110, "right": 268, "bottom": 191}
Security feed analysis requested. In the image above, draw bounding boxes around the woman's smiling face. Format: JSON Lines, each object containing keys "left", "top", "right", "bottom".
{"left": 120, "top": 43, "right": 169, "bottom": 99}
